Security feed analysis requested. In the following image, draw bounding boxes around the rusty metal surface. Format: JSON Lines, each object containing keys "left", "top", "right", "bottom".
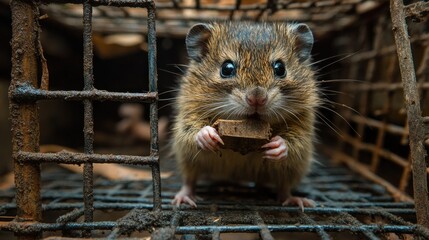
{"left": 1, "top": 160, "right": 429, "bottom": 239}
{"left": 9, "top": 0, "right": 43, "bottom": 239}
{"left": 390, "top": 0, "right": 429, "bottom": 228}
{"left": 30, "top": 0, "right": 389, "bottom": 37}
{"left": 14, "top": 151, "right": 159, "bottom": 165}
{"left": 82, "top": 1, "right": 95, "bottom": 233}
{"left": 7, "top": 0, "right": 160, "bottom": 238}
{"left": 146, "top": 0, "right": 161, "bottom": 211}
{"left": 10, "top": 84, "right": 158, "bottom": 103}
{"left": 404, "top": 1, "right": 429, "bottom": 22}
{"left": 322, "top": 1, "right": 428, "bottom": 232}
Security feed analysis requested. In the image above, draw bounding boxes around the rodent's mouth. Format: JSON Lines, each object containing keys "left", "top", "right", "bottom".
{"left": 246, "top": 113, "right": 262, "bottom": 120}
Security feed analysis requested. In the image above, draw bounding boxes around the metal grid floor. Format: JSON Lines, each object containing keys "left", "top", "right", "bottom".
{"left": 1, "top": 158, "right": 428, "bottom": 239}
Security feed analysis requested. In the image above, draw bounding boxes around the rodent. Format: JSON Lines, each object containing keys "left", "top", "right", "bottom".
{"left": 171, "top": 22, "right": 320, "bottom": 209}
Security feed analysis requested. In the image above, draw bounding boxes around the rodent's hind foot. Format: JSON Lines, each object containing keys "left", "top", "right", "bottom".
{"left": 172, "top": 186, "right": 197, "bottom": 208}
{"left": 282, "top": 196, "right": 316, "bottom": 212}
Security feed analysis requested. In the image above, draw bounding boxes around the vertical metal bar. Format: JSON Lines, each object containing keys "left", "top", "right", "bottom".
{"left": 9, "top": 0, "right": 41, "bottom": 239}
{"left": 299, "top": 212, "right": 332, "bottom": 240}
{"left": 332, "top": 24, "right": 366, "bottom": 164}
{"left": 370, "top": 55, "right": 397, "bottom": 172}
{"left": 253, "top": 211, "right": 274, "bottom": 240}
{"left": 390, "top": 0, "right": 429, "bottom": 228}
{"left": 82, "top": 0, "right": 94, "bottom": 236}
{"left": 352, "top": 17, "right": 385, "bottom": 161}
{"left": 147, "top": 1, "right": 161, "bottom": 211}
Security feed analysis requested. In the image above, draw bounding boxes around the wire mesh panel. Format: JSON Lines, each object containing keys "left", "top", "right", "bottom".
{"left": 322, "top": 0, "right": 429, "bottom": 228}
{"left": 4, "top": 0, "right": 159, "bottom": 238}
{"left": 37, "top": 0, "right": 388, "bottom": 37}
{"left": 1, "top": 159, "right": 429, "bottom": 239}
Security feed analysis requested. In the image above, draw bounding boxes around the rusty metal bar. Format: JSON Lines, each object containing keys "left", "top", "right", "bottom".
{"left": 14, "top": 151, "right": 158, "bottom": 165}
{"left": 299, "top": 212, "right": 331, "bottom": 240}
{"left": 56, "top": 208, "right": 85, "bottom": 224}
{"left": 370, "top": 55, "right": 397, "bottom": 172}
{"left": 346, "top": 82, "right": 429, "bottom": 91}
{"left": 82, "top": 0, "right": 94, "bottom": 236}
{"left": 253, "top": 211, "right": 274, "bottom": 240}
{"left": 350, "top": 33, "right": 429, "bottom": 63}
{"left": 41, "top": 0, "right": 153, "bottom": 7}
{"left": 348, "top": 114, "right": 407, "bottom": 137}
{"left": 0, "top": 202, "right": 418, "bottom": 215}
{"left": 10, "top": 84, "right": 157, "bottom": 103}
{"left": 340, "top": 130, "right": 409, "bottom": 169}
{"left": 9, "top": 0, "right": 42, "bottom": 239}
{"left": 0, "top": 221, "right": 427, "bottom": 236}
{"left": 390, "top": 0, "right": 429, "bottom": 228}
{"left": 147, "top": 1, "right": 161, "bottom": 211}
{"left": 352, "top": 16, "right": 385, "bottom": 162}
{"left": 404, "top": 1, "right": 429, "bottom": 21}
{"left": 325, "top": 149, "right": 413, "bottom": 202}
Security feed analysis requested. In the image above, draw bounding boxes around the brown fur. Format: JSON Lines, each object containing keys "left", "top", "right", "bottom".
{"left": 171, "top": 22, "right": 320, "bottom": 199}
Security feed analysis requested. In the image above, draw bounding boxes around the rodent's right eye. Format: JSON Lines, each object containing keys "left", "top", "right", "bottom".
{"left": 220, "top": 60, "right": 236, "bottom": 78}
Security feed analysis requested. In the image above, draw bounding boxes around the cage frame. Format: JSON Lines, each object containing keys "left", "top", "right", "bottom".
{"left": 390, "top": 0, "right": 429, "bottom": 229}
{"left": 6, "top": 0, "right": 160, "bottom": 238}
{"left": 1, "top": 0, "right": 429, "bottom": 239}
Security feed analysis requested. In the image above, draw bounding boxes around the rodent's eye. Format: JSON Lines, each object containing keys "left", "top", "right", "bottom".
{"left": 220, "top": 60, "right": 236, "bottom": 78}
{"left": 273, "top": 60, "right": 287, "bottom": 78}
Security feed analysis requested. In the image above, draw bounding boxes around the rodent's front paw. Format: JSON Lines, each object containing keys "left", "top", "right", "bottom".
{"left": 195, "top": 126, "right": 224, "bottom": 152}
{"left": 261, "top": 135, "right": 288, "bottom": 160}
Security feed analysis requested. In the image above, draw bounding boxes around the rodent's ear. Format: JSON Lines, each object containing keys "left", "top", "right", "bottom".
{"left": 290, "top": 23, "right": 314, "bottom": 62}
{"left": 186, "top": 23, "right": 212, "bottom": 62}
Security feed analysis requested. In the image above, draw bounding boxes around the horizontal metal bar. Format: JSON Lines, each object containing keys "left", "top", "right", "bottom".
{"left": 0, "top": 221, "right": 424, "bottom": 236}
{"left": 324, "top": 149, "right": 414, "bottom": 202}
{"left": 34, "top": 190, "right": 416, "bottom": 208}
{"left": 0, "top": 198, "right": 416, "bottom": 212}
{"left": 33, "top": 203, "right": 419, "bottom": 215}
{"left": 10, "top": 84, "right": 157, "bottom": 103}
{"left": 56, "top": 208, "right": 85, "bottom": 223}
{"left": 404, "top": 1, "right": 429, "bottom": 21}
{"left": 15, "top": 151, "right": 159, "bottom": 165}
{"left": 39, "top": 0, "right": 362, "bottom": 10}
{"left": 41, "top": 0, "right": 154, "bottom": 8}
{"left": 346, "top": 82, "right": 429, "bottom": 92}
{"left": 175, "top": 224, "right": 422, "bottom": 235}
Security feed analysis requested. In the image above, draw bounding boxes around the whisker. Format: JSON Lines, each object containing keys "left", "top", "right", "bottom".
{"left": 321, "top": 99, "right": 360, "bottom": 116}
{"left": 158, "top": 97, "right": 178, "bottom": 101}
{"left": 159, "top": 89, "right": 180, "bottom": 96}
{"left": 318, "top": 105, "right": 359, "bottom": 137}
{"left": 317, "top": 52, "right": 358, "bottom": 72}
{"left": 167, "top": 64, "right": 188, "bottom": 74}
{"left": 159, "top": 68, "right": 184, "bottom": 77}
{"left": 191, "top": 149, "right": 202, "bottom": 163}
{"left": 318, "top": 79, "right": 363, "bottom": 84}
{"left": 315, "top": 111, "right": 343, "bottom": 137}
{"left": 307, "top": 52, "right": 358, "bottom": 67}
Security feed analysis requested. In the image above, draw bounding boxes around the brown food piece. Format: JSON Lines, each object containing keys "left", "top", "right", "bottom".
{"left": 213, "top": 119, "right": 272, "bottom": 155}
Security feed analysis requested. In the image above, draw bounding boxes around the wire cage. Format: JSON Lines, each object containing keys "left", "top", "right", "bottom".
{"left": 0, "top": 0, "right": 428, "bottom": 239}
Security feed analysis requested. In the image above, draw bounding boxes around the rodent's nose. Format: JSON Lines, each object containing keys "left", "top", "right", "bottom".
{"left": 246, "top": 94, "right": 267, "bottom": 107}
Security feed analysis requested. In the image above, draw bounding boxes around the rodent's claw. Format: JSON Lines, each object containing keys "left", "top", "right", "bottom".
{"left": 172, "top": 187, "right": 197, "bottom": 208}
{"left": 172, "top": 195, "right": 197, "bottom": 208}
{"left": 282, "top": 196, "right": 316, "bottom": 212}
{"left": 195, "top": 126, "right": 224, "bottom": 151}
{"left": 262, "top": 135, "right": 288, "bottom": 160}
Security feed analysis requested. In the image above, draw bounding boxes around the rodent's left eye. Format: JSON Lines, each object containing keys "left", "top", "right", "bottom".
{"left": 220, "top": 60, "right": 236, "bottom": 78}
{"left": 273, "top": 60, "right": 287, "bottom": 78}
